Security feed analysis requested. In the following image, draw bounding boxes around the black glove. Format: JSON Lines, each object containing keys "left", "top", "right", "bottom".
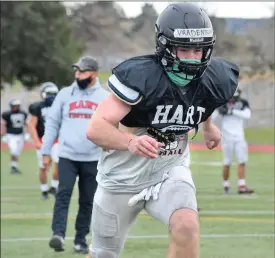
{"left": 218, "top": 105, "right": 228, "bottom": 115}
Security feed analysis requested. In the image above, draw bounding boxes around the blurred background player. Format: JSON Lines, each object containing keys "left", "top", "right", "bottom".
{"left": 212, "top": 89, "right": 254, "bottom": 194}
{"left": 28, "top": 82, "right": 59, "bottom": 199}
{"left": 1, "top": 99, "right": 28, "bottom": 174}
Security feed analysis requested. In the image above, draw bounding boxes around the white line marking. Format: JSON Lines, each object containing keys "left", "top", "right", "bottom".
{"left": 1, "top": 186, "right": 38, "bottom": 190}
{"left": 197, "top": 194, "right": 261, "bottom": 199}
{"left": 1, "top": 210, "right": 274, "bottom": 218}
{"left": 2, "top": 184, "right": 274, "bottom": 191}
{"left": 191, "top": 161, "right": 259, "bottom": 167}
{"left": 199, "top": 210, "right": 275, "bottom": 215}
{"left": 1, "top": 234, "right": 275, "bottom": 242}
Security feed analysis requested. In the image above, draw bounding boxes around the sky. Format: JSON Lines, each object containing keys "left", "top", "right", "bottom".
{"left": 116, "top": 2, "right": 275, "bottom": 19}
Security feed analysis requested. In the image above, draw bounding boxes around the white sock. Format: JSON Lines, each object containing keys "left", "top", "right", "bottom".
{"left": 51, "top": 179, "right": 59, "bottom": 189}
{"left": 223, "top": 180, "right": 230, "bottom": 187}
{"left": 40, "top": 184, "right": 49, "bottom": 192}
{"left": 238, "top": 179, "right": 246, "bottom": 187}
{"left": 11, "top": 161, "right": 17, "bottom": 168}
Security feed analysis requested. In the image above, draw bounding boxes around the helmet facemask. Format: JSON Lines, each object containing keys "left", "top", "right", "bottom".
{"left": 9, "top": 100, "right": 21, "bottom": 113}
{"left": 40, "top": 83, "right": 58, "bottom": 106}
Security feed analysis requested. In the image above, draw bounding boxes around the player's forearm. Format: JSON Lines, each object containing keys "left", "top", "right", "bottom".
{"left": 28, "top": 125, "right": 40, "bottom": 142}
{"left": 40, "top": 119, "right": 60, "bottom": 156}
{"left": 87, "top": 116, "right": 133, "bottom": 151}
{"left": 202, "top": 116, "right": 213, "bottom": 131}
{"left": 1, "top": 124, "right": 6, "bottom": 136}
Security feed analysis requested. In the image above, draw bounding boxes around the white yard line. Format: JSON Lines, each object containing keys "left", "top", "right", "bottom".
{"left": 196, "top": 194, "right": 261, "bottom": 199}
{"left": 191, "top": 161, "right": 256, "bottom": 167}
{"left": 1, "top": 234, "right": 275, "bottom": 242}
{"left": 1, "top": 210, "right": 274, "bottom": 218}
{"left": 1, "top": 186, "right": 39, "bottom": 190}
{"left": 198, "top": 210, "right": 275, "bottom": 215}
{"left": 2, "top": 194, "right": 273, "bottom": 201}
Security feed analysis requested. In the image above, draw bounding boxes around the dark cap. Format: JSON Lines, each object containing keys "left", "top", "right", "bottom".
{"left": 72, "top": 56, "right": 99, "bottom": 72}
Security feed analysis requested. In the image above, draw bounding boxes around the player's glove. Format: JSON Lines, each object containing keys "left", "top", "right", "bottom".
{"left": 218, "top": 105, "right": 228, "bottom": 115}
{"left": 128, "top": 173, "right": 169, "bottom": 206}
{"left": 219, "top": 104, "right": 233, "bottom": 116}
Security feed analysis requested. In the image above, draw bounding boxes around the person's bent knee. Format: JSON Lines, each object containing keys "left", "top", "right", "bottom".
{"left": 11, "top": 152, "right": 19, "bottom": 158}
{"left": 223, "top": 164, "right": 231, "bottom": 167}
{"left": 238, "top": 162, "right": 246, "bottom": 166}
{"left": 169, "top": 208, "right": 199, "bottom": 243}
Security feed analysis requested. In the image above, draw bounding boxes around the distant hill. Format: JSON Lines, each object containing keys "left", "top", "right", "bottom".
{"left": 68, "top": 2, "right": 274, "bottom": 71}
{"left": 225, "top": 18, "right": 271, "bottom": 34}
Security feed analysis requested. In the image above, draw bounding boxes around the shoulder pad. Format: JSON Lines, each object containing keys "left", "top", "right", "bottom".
{"left": 202, "top": 57, "right": 240, "bottom": 104}
{"left": 108, "top": 74, "right": 142, "bottom": 105}
{"left": 111, "top": 55, "right": 166, "bottom": 105}
{"left": 28, "top": 102, "right": 41, "bottom": 115}
{"left": 1, "top": 111, "right": 9, "bottom": 120}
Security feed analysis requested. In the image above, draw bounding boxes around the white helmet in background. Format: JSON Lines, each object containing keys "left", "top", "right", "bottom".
{"left": 40, "top": 82, "right": 59, "bottom": 106}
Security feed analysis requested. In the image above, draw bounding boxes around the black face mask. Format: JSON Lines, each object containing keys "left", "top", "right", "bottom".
{"left": 44, "top": 96, "right": 56, "bottom": 107}
{"left": 76, "top": 77, "right": 92, "bottom": 90}
{"left": 11, "top": 107, "right": 20, "bottom": 113}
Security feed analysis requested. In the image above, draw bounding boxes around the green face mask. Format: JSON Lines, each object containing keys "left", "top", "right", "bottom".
{"left": 166, "top": 59, "right": 201, "bottom": 87}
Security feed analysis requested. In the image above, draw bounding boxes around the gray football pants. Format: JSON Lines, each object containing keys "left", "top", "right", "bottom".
{"left": 90, "top": 167, "right": 198, "bottom": 258}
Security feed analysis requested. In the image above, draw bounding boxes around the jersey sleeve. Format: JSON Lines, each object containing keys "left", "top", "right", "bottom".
{"left": 28, "top": 103, "right": 39, "bottom": 116}
{"left": 1, "top": 111, "right": 9, "bottom": 121}
{"left": 108, "top": 74, "right": 143, "bottom": 105}
{"left": 109, "top": 55, "right": 165, "bottom": 106}
{"left": 202, "top": 57, "right": 240, "bottom": 107}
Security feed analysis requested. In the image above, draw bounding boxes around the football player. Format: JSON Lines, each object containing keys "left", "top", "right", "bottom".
{"left": 1, "top": 99, "right": 28, "bottom": 174}
{"left": 213, "top": 88, "right": 254, "bottom": 194}
{"left": 86, "top": 3, "right": 239, "bottom": 258}
{"left": 28, "top": 82, "right": 59, "bottom": 199}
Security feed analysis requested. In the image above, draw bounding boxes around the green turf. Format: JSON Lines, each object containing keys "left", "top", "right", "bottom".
{"left": 98, "top": 71, "right": 112, "bottom": 83}
{"left": 1, "top": 149, "right": 274, "bottom": 258}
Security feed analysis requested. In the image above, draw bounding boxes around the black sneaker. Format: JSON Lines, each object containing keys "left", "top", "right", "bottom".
{"left": 74, "top": 244, "right": 89, "bottom": 254}
{"left": 49, "top": 235, "right": 65, "bottom": 252}
{"left": 238, "top": 186, "right": 254, "bottom": 194}
{"left": 48, "top": 187, "right": 57, "bottom": 197}
{"left": 224, "top": 186, "right": 230, "bottom": 194}
{"left": 10, "top": 167, "right": 22, "bottom": 174}
{"left": 41, "top": 191, "right": 49, "bottom": 200}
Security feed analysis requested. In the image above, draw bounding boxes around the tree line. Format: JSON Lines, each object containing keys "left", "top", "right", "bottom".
{"left": 1, "top": 1, "right": 83, "bottom": 90}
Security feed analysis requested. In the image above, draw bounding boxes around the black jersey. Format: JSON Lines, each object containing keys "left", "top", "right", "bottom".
{"left": 1, "top": 110, "right": 27, "bottom": 135}
{"left": 218, "top": 97, "right": 250, "bottom": 115}
{"left": 28, "top": 101, "right": 51, "bottom": 138}
{"left": 108, "top": 55, "right": 239, "bottom": 137}
{"left": 230, "top": 98, "right": 250, "bottom": 110}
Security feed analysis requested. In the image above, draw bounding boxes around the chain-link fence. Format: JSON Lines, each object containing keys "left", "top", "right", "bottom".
{"left": 240, "top": 80, "right": 274, "bottom": 128}
{"left": 1, "top": 79, "right": 274, "bottom": 128}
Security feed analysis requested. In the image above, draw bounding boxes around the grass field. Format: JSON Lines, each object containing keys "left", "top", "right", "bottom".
{"left": 191, "top": 127, "right": 275, "bottom": 145}
{"left": 1, "top": 149, "right": 274, "bottom": 258}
